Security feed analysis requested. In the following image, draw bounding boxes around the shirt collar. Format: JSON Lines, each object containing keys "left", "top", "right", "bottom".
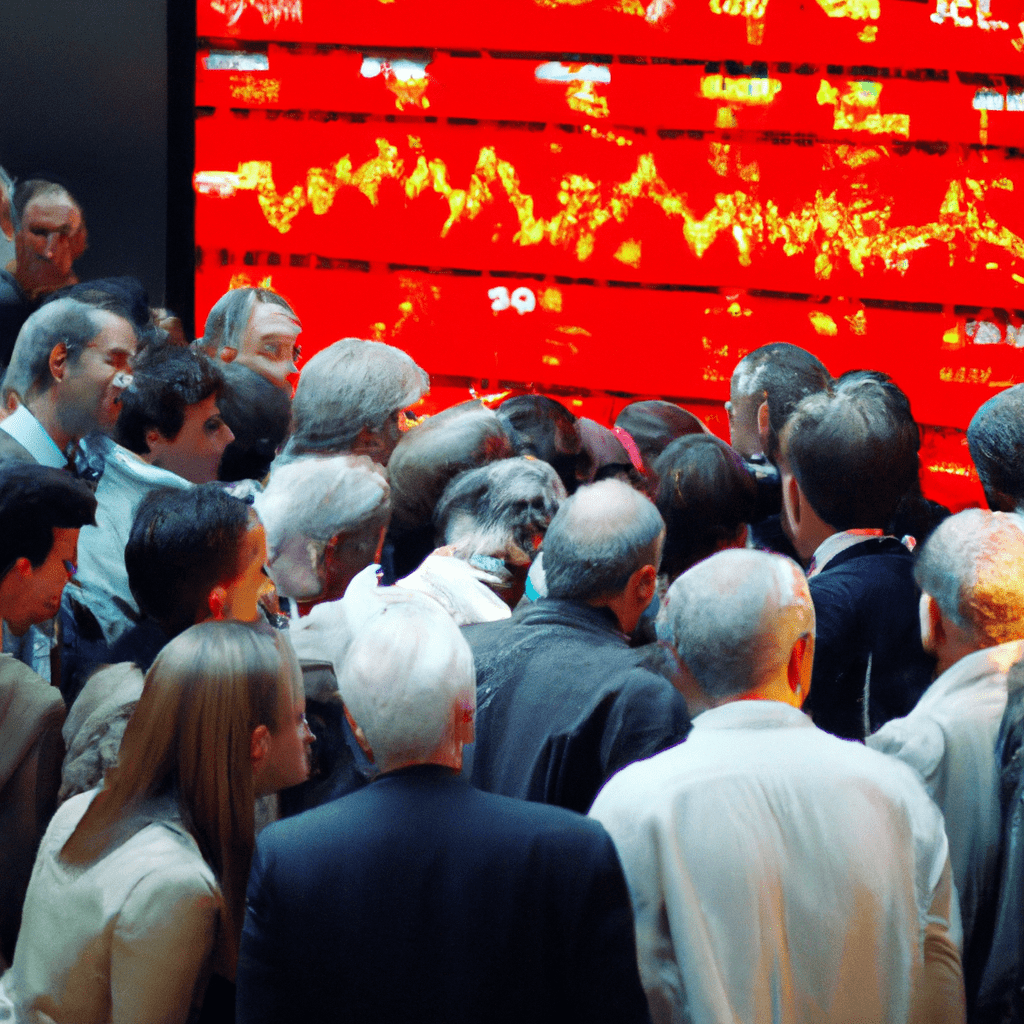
{"left": 807, "top": 529, "right": 886, "bottom": 577}
{"left": 692, "top": 699, "right": 814, "bottom": 732}
{"left": 0, "top": 406, "right": 65, "bottom": 468}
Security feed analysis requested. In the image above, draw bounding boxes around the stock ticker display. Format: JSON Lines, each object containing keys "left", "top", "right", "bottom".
{"left": 194, "top": 0, "right": 1024, "bottom": 508}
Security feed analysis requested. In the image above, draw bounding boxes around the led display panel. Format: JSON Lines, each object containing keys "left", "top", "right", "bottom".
{"left": 194, "top": 0, "right": 1024, "bottom": 509}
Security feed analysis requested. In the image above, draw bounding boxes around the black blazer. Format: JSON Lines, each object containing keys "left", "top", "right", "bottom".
{"left": 237, "top": 764, "right": 652, "bottom": 1024}
{"left": 464, "top": 599, "right": 691, "bottom": 814}
{"left": 806, "top": 537, "right": 935, "bottom": 740}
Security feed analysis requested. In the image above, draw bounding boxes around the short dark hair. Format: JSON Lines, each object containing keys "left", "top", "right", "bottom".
{"left": 614, "top": 400, "right": 706, "bottom": 475}
{"left": 216, "top": 362, "right": 291, "bottom": 483}
{"left": 115, "top": 346, "right": 224, "bottom": 455}
{"left": 967, "top": 384, "right": 1024, "bottom": 511}
{"left": 654, "top": 434, "right": 757, "bottom": 581}
{"left": 782, "top": 377, "right": 919, "bottom": 531}
{"left": 388, "top": 402, "right": 513, "bottom": 576}
{"left": 496, "top": 395, "right": 589, "bottom": 495}
{"left": 734, "top": 343, "right": 831, "bottom": 463}
{"left": 0, "top": 463, "right": 96, "bottom": 578}
{"left": 47, "top": 277, "right": 160, "bottom": 352}
{"left": 125, "top": 484, "right": 252, "bottom": 636}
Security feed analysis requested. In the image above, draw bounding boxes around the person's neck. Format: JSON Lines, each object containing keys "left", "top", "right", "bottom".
{"left": 14, "top": 264, "right": 76, "bottom": 303}
{"left": 25, "top": 394, "right": 75, "bottom": 454}
{"left": 380, "top": 748, "right": 462, "bottom": 775}
{"left": 933, "top": 638, "right": 982, "bottom": 680}
{"left": 0, "top": 581, "right": 28, "bottom": 637}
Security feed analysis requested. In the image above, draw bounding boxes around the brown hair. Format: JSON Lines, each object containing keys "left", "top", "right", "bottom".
{"left": 61, "top": 620, "right": 299, "bottom": 968}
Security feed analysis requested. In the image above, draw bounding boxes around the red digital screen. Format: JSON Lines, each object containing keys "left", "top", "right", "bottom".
{"left": 194, "top": 0, "right": 1024, "bottom": 510}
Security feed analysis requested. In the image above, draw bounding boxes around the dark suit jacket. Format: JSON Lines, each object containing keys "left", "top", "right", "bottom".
{"left": 806, "top": 537, "right": 935, "bottom": 740}
{"left": 237, "top": 764, "right": 653, "bottom": 1024}
{"left": 464, "top": 599, "right": 691, "bottom": 814}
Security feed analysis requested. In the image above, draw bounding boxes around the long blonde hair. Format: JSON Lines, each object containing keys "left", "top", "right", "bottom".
{"left": 61, "top": 620, "right": 299, "bottom": 968}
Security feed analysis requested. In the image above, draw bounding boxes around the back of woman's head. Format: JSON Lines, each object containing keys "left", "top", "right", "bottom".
{"left": 654, "top": 434, "right": 758, "bottom": 582}
{"left": 62, "top": 620, "right": 295, "bottom": 961}
{"left": 125, "top": 622, "right": 283, "bottom": 835}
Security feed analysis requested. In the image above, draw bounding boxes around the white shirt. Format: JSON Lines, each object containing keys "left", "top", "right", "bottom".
{"left": 590, "top": 700, "right": 962, "bottom": 1024}
{"left": 0, "top": 789, "right": 219, "bottom": 1024}
{"left": 396, "top": 551, "right": 511, "bottom": 626}
{"left": 0, "top": 405, "right": 64, "bottom": 467}
{"left": 74, "top": 436, "right": 190, "bottom": 645}
{"left": 868, "top": 639, "right": 1024, "bottom": 948}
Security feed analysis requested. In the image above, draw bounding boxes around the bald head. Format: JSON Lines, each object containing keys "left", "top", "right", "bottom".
{"left": 916, "top": 509, "right": 1024, "bottom": 648}
{"left": 542, "top": 479, "right": 664, "bottom": 602}
{"left": 665, "top": 548, "right": 814, "bottom": 700}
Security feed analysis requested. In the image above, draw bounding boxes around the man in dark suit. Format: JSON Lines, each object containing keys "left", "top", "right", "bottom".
{"left": 465, "top": 478, "right": 691, "bottom": 814}
{"left": 779, "top": 374, "right": 935, "bottom": 739}
{"left": 237, "top": 589, "right": 652, "bottom": 1024}
{"left": 0, "top": 297, "right": 135, "bottom": 467}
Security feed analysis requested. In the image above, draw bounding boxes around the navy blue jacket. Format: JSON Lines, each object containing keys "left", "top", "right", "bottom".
{"left": 237, "top": 765, "right": 653, "bottom": 1024}
{"left": 807, "top": 537, "right": 935, "bottom": 740}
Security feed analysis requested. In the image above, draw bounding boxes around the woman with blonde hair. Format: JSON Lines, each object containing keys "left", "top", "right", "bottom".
{"left": 0, "top": 619, "right": 312, "bottom": 1023}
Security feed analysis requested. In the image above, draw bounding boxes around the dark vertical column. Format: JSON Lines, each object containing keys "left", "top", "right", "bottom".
{"left": 0, "top": 0, "right": 168, "bottom": 306}
{"left": 166, "top": 0, "right": 197, "bottom": 337}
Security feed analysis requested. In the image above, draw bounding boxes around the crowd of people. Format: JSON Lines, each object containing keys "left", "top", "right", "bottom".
{"left": 1, "top": 175, "right": 1024, "bottom": 1024}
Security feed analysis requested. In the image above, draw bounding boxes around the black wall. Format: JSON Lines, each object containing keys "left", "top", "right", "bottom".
{"left": 0, "top": 0, "right": 183, "bottom": 320}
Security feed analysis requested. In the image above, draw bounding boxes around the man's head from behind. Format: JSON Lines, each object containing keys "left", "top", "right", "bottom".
{"left": 496, "top": 395, "right": 590, "bottom": 495}
{"left": 915, "top": 509, "right": 1024, "bottom": 675}
{"left": 335, "top": 589, "right": 475, "bottom": 774}
{"left": 967, "top": 384, "right": 1024, "bottom": 514}
{"left": 11, "top": 179, "right": 87, "bottom": 299}
{"left": 780, "top": 377, "right": 919, "bottom": 561}
{"left": 125, "top": 484, "right": 267, "bottom": 637}
{"left": 115, "top": 345, "right": 232, "bottom": 483}
{"left": 0, "top": 463, "right": 96, "bottom": 634}
{"left": 201, "top": 287, "right": 301, "bottom": 391}
{"left": 282, "top": 337, "right": 429, "bottom": 466}
{"left": 654, "top": 433, "right": 757, "bottom": 582}
{"left": 664, "top": 548, "right": 815, "bottom": 707}
{"left": 255, "top": 455, "right": 391, "bottom": 604}
{"left": 541, "top": 478, "right": 664, "bottom": 633}
{"left": 727, "top": 343, "right": 831, "bottom": 463}
{"left": 4, "top": 297, "right": 136, "bottom": 444}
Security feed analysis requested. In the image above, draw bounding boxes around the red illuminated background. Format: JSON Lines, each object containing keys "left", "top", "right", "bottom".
{"left": 193, "top": 0, "right": 1024, "bottom": 510}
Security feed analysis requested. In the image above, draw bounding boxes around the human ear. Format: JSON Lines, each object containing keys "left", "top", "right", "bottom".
{"left": 48, "top": 342, "right": 68, "bottom": 384}
{"left": 343, "top": 705, "right": 375, "bottom": 763}
{"left": 783, "top": 472, "right": 802, "bottom": 530}
{"left": 13, "top": 556, "right": 33, "bottom": 579}
{"left": 786, "top": 635, "right": 810, "bottom": 706}
{"left": 207, "top": 585, "right": 228, "bottom": 621}
{"left": 144, "top": 428, "right": 165, "bottom": 456}
{"left": 634, "top": 563, "right": 658, "bottom": 606}
{"left": 919, "top": 593, "right": 945, "bottom": 655}
{"left": 250, "top": 723, "right": 270, "bottom": 772}
{"left": 218, "top": 346, "right": 238, "bottom": 364}
{"left": 756, "top": 399, "right": 770, "bottom": 449}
